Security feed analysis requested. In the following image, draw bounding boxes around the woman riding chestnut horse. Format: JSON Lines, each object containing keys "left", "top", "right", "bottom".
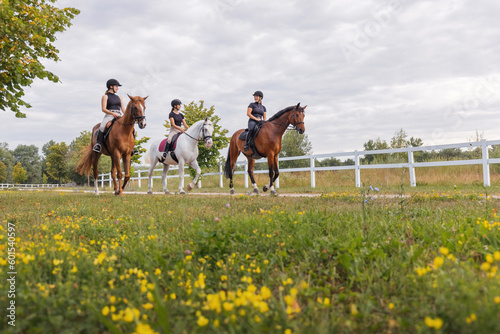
{"left": 75, "top": 79, "right": 147, "bottom": 196}
{"left": 225, "top": 92, "right": 306, "bottom": 195}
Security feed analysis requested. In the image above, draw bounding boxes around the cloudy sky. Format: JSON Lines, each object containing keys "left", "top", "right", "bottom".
{"left": 3, "top": 0, "right": 500, "bottom": 157}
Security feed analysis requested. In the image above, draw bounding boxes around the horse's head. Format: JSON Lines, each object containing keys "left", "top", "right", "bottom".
{"left": 202, "top": 117, "right": 214, "bottom": 148}
{"left": 289, "top": 103, "right": 306, "bottom": 134}
{"left": 127, "top": 94, "right": 148, "bottom": 129}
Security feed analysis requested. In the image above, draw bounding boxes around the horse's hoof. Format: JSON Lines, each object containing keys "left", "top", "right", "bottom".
{"left": 179, "top": 190, "right": 186, "bottom": 195}
{"left": 187, "top": 184, "right": 193, "bottom": 191}
{"left": 147, "top": 190, "right": 152, "bottom": 194}
{"left": 253, "top": 188, "right": 259, "bottom": 194}
{"left": 263, "top": 185, "right": 269, "bottom": 192}
{"left": 164, "top": 190, "right": 170, "bottom": 195}
{"left": 271, "top": 190, "right": 278, "bottom": 196}
{"left": 230, "top": 189, "right": 235, "bottom": 195}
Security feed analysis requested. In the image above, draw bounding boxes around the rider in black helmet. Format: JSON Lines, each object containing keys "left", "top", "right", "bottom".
{"left": 244, "top": 90, "right": 267, "bottom": 150}
{"left": 163, "top": 99, "right": 189, "bottom": 159}
{"left": 93, "top": 79, "right": 126, "bottom": 153}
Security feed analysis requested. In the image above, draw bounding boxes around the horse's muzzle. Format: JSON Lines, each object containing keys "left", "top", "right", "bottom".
{"left": 296, "top": 128, "right": 305, "bottom": 135}
{"left": 139, "top": 120, "right": 147, "bottom": 129}
{"left": 205, "top": 138, "right": 213, "bottom": 148}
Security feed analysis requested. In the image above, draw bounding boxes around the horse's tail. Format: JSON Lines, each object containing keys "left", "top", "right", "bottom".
{"left": 224, "top": 149, "right": 232, "bottom": 180}
{"left": 74, "top": 145, "right": 97, "bottom": 177}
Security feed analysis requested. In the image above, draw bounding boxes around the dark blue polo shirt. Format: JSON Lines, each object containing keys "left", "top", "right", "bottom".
{"left": 248, "top": 102, "right": 266, "bottom": 118}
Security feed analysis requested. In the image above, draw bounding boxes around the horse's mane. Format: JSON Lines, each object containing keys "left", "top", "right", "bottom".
{"left": 267, "top": 106, "right": 295, "bottom": 122}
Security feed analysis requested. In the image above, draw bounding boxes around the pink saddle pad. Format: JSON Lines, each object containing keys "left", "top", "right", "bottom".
{"left": 158, "top": 138, "right": 168, "bottom": 152}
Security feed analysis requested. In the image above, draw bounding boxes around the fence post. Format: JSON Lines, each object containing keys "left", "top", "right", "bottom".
{"left": 244, "top": 162, "right": 248, "bottom": 188}
{"left": 137, "top": 170, "right": 141, "bottom": 188}
{"left": 310, "top": 155, "right": 316, "bottom": 188}
{"left": 219, "top": 162, "right": 223, "bottom": 188}
{"left": 482, "top": 139, "right": 491, "bottom": 187}
{"left": 355, "top": 150, "right": 361, "bottom": 187}
{"left": 408, "top": 145, "right": 416, "bottom": 187}
{"left": 108, "top": 173, "right": 112, "bottom": 188}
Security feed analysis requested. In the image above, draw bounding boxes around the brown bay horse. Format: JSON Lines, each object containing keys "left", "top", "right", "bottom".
{"left": 224, "top": 103, "right": 306, "bottom": 195}
{"left": 75, "top": 95, "right": 147, "bottom": 195}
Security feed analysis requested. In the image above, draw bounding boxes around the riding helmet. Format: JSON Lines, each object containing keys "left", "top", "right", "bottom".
{"left": 171, "top": 99, "right": 182, "bottom": 107}
{"left": 253, "top": 91, "right": 263, "bottom": 98}
{"left": 106, "top": 79, "right": 122, "bottom": 89}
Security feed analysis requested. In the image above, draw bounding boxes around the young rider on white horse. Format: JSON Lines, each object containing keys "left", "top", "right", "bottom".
{"left": 163, "top": 99, "right": 189, "bottom": 159}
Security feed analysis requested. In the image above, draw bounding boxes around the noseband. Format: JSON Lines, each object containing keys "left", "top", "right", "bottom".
{"left": 117, "top": 103, "right": 146, "bottom": 126}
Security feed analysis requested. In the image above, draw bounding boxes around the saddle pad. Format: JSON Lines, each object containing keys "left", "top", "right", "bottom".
{"left": 239, "top": 130, "right": 249, "bottom": 140}
{"left": 159, "top": 138, "right": 168, "bottom": 152}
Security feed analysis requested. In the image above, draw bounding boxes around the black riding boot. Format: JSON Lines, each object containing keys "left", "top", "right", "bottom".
{"left": 92, "top": 131, "right": 105, "bottom": 153}
{"left": 162, "top": 141, "right": 170, "bottom": 160}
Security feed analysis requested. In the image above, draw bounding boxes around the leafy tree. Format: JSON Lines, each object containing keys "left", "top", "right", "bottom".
{"left": 362, "top": 138, "right": 389, "bottom": 164}
{"left": 279, "top": 130, "right": 313, "bottom": 168}
{"left": 0, "top": 161, "right": 7, "bottom": 183}
{"left": 46, "top": 142, "right": 70, "bottom": 185}
{"left": 0, "top": 1, "right": 80, "bottom": 117}
{"left": 164, "top": 100, "right": 229, "bottom": 177}
{"left": 12, "top": 144, "right": 42, "bottom": 183}
{"left": 12, "top": 162, "right": 27, "bottom": 183}
{"left": 131, "top": 135, "right": 150, "bottom": 166}
{"left": 0, "top": 143, "right": 14, "bottom": 182}
{"left": 41, "top": 140, "right": 57, "bottom": 183}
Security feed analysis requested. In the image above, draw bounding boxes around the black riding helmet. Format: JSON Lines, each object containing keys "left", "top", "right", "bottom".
{"left": 106, "top": 79, "right": 122, "bottom": 89}
{"left": 253, "top": 91, "right": 263, "bottom": 98}
{"left": 171, "top": 99, "right": 182, "bottom": 107}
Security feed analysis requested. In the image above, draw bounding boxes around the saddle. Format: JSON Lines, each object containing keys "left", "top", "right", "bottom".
{"left": 158, "top": 133, "right": 182, "bottom": 163}
{"left": 239, "top": 123, "right": 265, "bottom": 159}
{"left": 94, "top": 119, "right": 137, "bottom": 155}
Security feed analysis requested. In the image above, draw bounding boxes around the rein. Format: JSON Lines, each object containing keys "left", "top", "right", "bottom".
{"left": 269, "top": 108, "right": 304, "bottom": 129}
{"left": 184, "top": 122, "right": 213, "bottom": 142}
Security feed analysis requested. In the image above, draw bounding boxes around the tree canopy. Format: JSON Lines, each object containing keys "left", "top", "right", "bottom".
{"left": 0, "top": 0, "right": 80, "bottom": 117}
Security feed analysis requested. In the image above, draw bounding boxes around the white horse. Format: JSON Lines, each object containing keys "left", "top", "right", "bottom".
{"left": 145, "top": 118, "right": 214, "bottom": 194}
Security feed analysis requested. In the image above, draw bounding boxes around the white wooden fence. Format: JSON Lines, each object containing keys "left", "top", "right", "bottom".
{"left": 0, "top": 183, "right": 61, "bottom": 190}
{"left": 96, "top": 139, "right": 500, "bottom": 189}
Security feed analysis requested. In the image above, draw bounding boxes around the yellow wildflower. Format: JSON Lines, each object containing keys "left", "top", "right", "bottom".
{"left": 433, "top": 257, "right": 444, "bottom": 269}
{"left": 481, "top": 262, "right": 490, "bottom": 271}
{"left": 439, "top": 247, "right": 449, "bottom": 255}
{"left": 133, "top": 323, "right": 159, "bottom": 334}
{"left": 197, "top": 315, "right": 209, "bottom": 327}
{"left": 260, "top": 286, "right": 272, "bottom": 300}
{"left": 102, "top": 306, "right": 110, "bottom": 316}
{"left": 494, "top": 251, "right": 500, "bottom": 261}
{"left": 425, "top": 317, "right": 443, "bottom": 329}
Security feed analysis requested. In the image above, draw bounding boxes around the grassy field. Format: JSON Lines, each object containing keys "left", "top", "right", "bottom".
{"left": 0, "top": 189, "right": 499, "bottom": 333}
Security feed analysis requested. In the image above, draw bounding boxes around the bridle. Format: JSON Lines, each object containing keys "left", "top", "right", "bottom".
{"left": 117, "top": 102, "right": 146, "bottom": 126}
{"left": 271, "top": 107, "right": 305, "bottom": 130}
{"left": 184, "top": 121, "right": 213, "bottom": 144}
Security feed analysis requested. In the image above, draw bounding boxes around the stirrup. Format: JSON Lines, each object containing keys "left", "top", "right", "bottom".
{"left": 131, "top": 149, "right": 139, "bottom": 156}
{"left": 92, "top": 144, "right": 101, "bottom": 153}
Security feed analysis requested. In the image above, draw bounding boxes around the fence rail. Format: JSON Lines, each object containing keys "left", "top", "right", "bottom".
{"left": 95, "top": 139, "right": 500, "bottom": 189}
{"left": 0, "top": 183, "right": 62, "bottom": 190}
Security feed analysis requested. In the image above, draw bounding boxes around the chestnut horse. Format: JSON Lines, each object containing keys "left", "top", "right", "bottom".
{"left": 75, "top": 95, "right": 147, "bottom": 195}
{"left": 224, "top": 103, "right": 306, "bottom": 195}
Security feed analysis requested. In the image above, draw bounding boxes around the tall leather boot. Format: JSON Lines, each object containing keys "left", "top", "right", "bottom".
{"left": 92, "top": 131, "right": 105, "bottom": 153}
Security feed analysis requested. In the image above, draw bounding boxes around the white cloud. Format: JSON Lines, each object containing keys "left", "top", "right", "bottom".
{"left": 3, "top": 0, "right": 500, "bottom": 156}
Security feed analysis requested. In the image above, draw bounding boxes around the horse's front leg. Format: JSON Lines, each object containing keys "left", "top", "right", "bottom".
{"left": 112, "top": 154, "right": 122, "bottom": 196}
{"left": 263, "top": 154, "right": 278, "bottom": 195}
{"left": 248, "top": 158, "right": 259, "bottom": 194}
{"left": 121, "top": 154, "right": 131, "bottom": 192}
{"left": 178, "top": 160, "right": 186, "bottom": 194}
{"left": 187, "top": 160, "right": 201, "bottom": 191}
{"left": 162, "top": 164, "right": 171, "bottom": 194}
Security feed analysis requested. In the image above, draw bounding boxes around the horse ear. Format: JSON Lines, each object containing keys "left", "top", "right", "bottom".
{"left": 296, "top": 102, "right": 301, "bottom": 109}
{"left": 143, "top": 96, "right": 148, "bottom": 100}
{"left": 205, "top": 117, "right": 208, "bottom": 122}
{"left": 127, "top": 94, "right": 135, "bottom": 101}
{"left": 303, "top": 105, "right": 307, "bottom": 110}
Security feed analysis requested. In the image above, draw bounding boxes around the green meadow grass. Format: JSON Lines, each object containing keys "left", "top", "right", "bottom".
{"left": 0, "top": 190, "right": 499, "bottom": 333}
